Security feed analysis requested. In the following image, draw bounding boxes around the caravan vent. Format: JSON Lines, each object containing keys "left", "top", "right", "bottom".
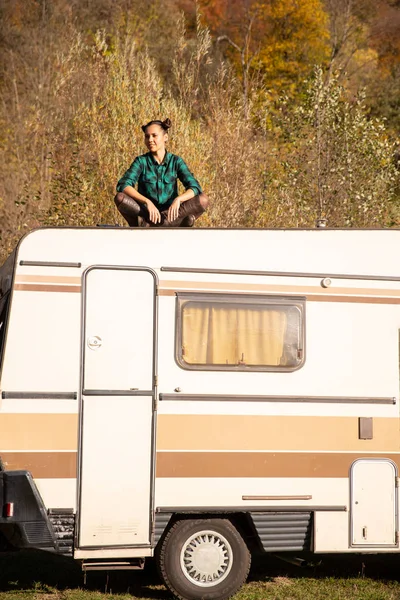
{"left": 23, "top": 522, "right": 53, "bottom": 544}
{"left": 250, "top": 512, "right": 312, "bottom": 552}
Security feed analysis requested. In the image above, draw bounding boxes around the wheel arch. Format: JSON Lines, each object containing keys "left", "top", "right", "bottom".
{"left": 154, "top": 509, "right": 313, "bottom": 555}
{"left": 154, "top": 511, "right": 259, "bottom": 553}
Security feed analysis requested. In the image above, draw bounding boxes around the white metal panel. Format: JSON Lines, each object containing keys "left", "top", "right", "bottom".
{"left": 9, "top": 228, "right": 400, "bottom": 403}
{"left": 79, "top": 395, "right": 153, "bottom": 546}
{"left": 83, "top": 268, "right": 154, "bottom": 391}
{"left": 1, "top": 291, "right": 81, "bottom": 392}
{"left": 17, "top": 228, "right": 400, "bottom": 277}
{"left": 35, "top": 478, "right": 77, "bottom": 510}
{"left": 156, "top": 297, "right": 400, "bottom": 400}
{"left": 314, "top": 512, "right": 350, "bottom": 552}
{"left": 154, "top": 476, "right": 349, "bottom": 507}
{"left": 74, "top": 547, "right": 154, "bottom": 559}
{"left": 157, "top": 400, "right": 399, "bottom": 418}
{"left": 351, "top": 459, "right": 396, "bottom": 545}
{"left": 0, "top": 399, "right": 78, "bottom": 413}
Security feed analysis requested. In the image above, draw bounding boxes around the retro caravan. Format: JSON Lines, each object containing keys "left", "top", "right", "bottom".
{"left": 0, "top": 226, "right": 399, "bottom": 600}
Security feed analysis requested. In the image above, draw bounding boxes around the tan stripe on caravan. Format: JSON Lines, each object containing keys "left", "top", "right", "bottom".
{"left": 15, "top": 275, "right": 81, "bottom": 284}
{"left": 14, "top": 284, "right": 81, "bottom": 293}
{"left": 159, "top": 280, "right": 400, "bottom": 297}
{"left": 158, "top": 289, "right": 400, "bottom": 303}
{"left": 157, "top": 415, "right": 400, "bottom": 453}
{"left": 307, "top": 296, "right": 400, "bottom": 305}
{"left": 158, "top": 280, "right": 400, "bottom": 303}
{"left": 0, "top": 452, "right": 77, "bottom": 478}
{"left": 12, "top": 276, "right": 400, "bottom": 302}
{"left": 0, "top": 414, "right": 79, "bottom": 450}
{"left": 156, "top": 451, "right": 400, "bottom": 478}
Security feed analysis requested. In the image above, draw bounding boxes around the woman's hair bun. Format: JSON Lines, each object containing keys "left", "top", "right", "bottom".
{"left": 141, "top": 118, "right": 172, "bottom": 133}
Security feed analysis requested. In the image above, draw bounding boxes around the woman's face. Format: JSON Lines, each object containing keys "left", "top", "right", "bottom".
{"left": 144, "top": 124, "right": 168, "bottom": 153}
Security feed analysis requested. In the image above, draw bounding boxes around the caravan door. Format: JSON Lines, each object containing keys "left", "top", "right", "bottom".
{"left": 78, "top": 267, "right": 156, "bottom": 548}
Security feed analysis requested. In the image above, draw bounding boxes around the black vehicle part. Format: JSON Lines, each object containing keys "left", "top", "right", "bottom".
{"left": 0, "top": 470, "right": 57, "bottom": 551}
{"left": 157, "top": 517, "right": 251, "bottom": 600}
{"left": 154, "top": 512, "right": 173, "bottom": 545}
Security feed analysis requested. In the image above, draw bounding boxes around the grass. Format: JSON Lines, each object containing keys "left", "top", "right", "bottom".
{"left": 1, "top": 550, "right": 400, "bottom": 600}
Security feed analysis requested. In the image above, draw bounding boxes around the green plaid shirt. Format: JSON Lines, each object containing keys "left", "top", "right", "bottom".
{"left": 117, "top": 151, "right": 202, "bottom": 209}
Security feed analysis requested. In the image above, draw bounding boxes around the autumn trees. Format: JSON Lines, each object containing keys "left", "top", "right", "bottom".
{"left": 0, "top": 0, "right": 399, "bottom": 261}
{"left": 259, "top": 68, "right": 399, "bottom": 227}
{"left": 214, "top": 0, "right": 331, "bottom": 101}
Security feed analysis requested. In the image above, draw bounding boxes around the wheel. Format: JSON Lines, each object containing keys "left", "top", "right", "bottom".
{"left": 157, "top": 518, "right": 251, "bottom": 600}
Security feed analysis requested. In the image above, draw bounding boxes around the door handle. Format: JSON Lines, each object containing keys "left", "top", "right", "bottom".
{"left": 87, "top": 336, "right": 102, "bottom": 350}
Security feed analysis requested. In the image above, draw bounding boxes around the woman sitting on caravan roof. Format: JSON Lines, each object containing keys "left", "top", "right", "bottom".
{"left": 114, "top": 118, "right": 209, "bottom": 227}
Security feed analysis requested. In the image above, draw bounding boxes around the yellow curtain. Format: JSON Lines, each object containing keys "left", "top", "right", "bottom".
{"left": 182, "top": 303, "right": 289, "bottom": 367}
{"left": 182, "top": 304, "right": 210, "bottom": 364}
{"left": 237, "top": 307, "right": 287, "bottom": 366}
{"left": 208, "top": 307, "right": 238, "bottom": 364}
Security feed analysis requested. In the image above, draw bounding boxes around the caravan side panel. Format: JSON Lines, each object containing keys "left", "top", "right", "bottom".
{"left": 0, "top": 264, "right": 82, "bottom": 511}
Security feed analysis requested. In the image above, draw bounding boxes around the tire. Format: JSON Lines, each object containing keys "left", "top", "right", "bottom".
{"left": 157, "top": 518, "right": 251, "bottom": 600}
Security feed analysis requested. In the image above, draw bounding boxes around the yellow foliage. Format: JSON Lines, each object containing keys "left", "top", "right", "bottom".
{"left": 253, "top": 0, "right": 330, "bottom": 97}
{"left": 346, "top": 47, "right": 380, "bottom": 92}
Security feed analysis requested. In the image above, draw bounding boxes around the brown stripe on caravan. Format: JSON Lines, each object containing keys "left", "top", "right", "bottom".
{"left": 156, "top": 451, "right": 400, "bottom": 478}
{"left": 14, "top": 284, "right": 81, "bottom": 293}
{"left": 15, "top": 275, "right": 81, "bottom": 284}
{"left": 157, "top": 415, "right": 400, "bottom": 452}
{"left": 0, "top": 452, "right": 77, "bottom": 478}
{"left": 0, "top": 414, "right": 79, "bottom": 450}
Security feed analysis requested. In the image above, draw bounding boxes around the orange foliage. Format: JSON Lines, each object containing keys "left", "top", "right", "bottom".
{"left": 370, "top": 1, "right": 400, "bottom": 73}
{"left": 194, "top": 0, "right": 330, "bottom": 97}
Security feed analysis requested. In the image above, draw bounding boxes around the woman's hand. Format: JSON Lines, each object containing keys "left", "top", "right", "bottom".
{"left": 145, "top": 199, "right": 161, "bottom": 224}
{"left": 168, "top": 198, "right": 181, "bottom": 222}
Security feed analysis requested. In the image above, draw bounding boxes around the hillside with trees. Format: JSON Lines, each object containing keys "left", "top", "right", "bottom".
{"left": 0, "top": 0, "right": 399, "bottom": 261}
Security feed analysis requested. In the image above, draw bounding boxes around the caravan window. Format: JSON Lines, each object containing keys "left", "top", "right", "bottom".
{"left": 176, "top": 293, "right": 305, "bottom": 372}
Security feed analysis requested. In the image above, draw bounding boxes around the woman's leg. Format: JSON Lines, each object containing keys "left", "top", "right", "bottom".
{"left": 163, "top": 193, "right": 209, "bottom": 227}
{"left": 114, "top": 192, "right": 151, "bottom": 227}
{"left": 115, "top": 192, "right": 209, "bottom": 228}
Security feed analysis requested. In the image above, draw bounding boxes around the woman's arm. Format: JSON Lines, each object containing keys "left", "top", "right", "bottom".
{"left": 176, "top": 158, "right": 202, "bottom": 195}
{"left": 167, "top": 188, "right": 195, "bottom": 221}
{"left": 167, "top": 157, "right": 202, "bottom": 220}
{"left": 117, "top": 157, "right": 143, "bottom": 192}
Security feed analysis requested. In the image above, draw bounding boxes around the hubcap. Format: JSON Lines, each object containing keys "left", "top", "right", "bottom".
{"left": 180, "top": 529, "right": 233, "bottom": 587}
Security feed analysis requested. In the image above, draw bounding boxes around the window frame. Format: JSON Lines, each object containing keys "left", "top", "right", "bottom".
{"left": 175, "top": 292, "right": 306, "bottom": 372}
